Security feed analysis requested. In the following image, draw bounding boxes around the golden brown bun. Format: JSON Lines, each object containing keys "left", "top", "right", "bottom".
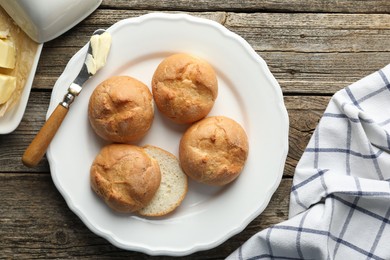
{"left": 152, "top": 53, "right": 218, "bottom": 124}
{"left": 88, "top": 76, "right": 154, "bottom": 143}
{"left": 90, "top": 144, "right": 161, "bottom": 213}
{"left": 179, "top": 116, "right": 249, "bottom": 186}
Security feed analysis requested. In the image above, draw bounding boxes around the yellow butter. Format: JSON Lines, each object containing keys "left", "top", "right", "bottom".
{"left": 0, "top": 37, "right": 16, "bottom": 69}
{"left": 85, "top": 32, "right": 111, "bottom": 75}
{"left": 0, "top": 74, "right": 16, "bottom": 104}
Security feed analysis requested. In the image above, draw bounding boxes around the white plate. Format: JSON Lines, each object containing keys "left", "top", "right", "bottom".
{"left": 0, "top": 43, "right": 43, "bottom": 134}
{"left": 46, "top": 13, "right": 289, "bottom": 256}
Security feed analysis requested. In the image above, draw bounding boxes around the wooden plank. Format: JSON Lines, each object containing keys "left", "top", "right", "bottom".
{"left": 33, "top": 49, "right": 388, "bottom": 94}
{"left": 100, "top": 0, "right": 390, "bottom": 14}
{"left": 33, "top": 50, "right": 388, "bottom": 95}
{"left": 227, "top": 12, "right": 390, "bottom": 29}
{"left": 0, "top": 92, "right": 329, "bottom": 175}
{"left": 45, "top": 10, "right": 390, "bottom": 53}
{"left": 226, "top": 13, "right": 390, "bottom": 52}
{"left": 0, "top": 173, "right": 291, "bottom": 258}
{"left": 261, "top": 52, "right": 387, "bottom": 94}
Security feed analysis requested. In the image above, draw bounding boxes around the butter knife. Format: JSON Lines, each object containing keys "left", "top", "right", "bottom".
{"left": 22, "top": 29, "right": 109, "bottom": 167}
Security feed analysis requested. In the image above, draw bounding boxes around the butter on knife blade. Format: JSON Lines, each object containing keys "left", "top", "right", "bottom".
{"left": 22, "top": 29, "right": 111, "bottom": 168}
{"left": 85, "top": 32, "right": 112, "bottom": 75}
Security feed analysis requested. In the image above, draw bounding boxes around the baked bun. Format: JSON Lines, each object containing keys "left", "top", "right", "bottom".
{"left": 179, "top": 116, "right": 249, "bottom": 186}
{"left": 90, "top": 144, "right": 161, "bottom": 213}
{"left": 138, "top": 145, "right": 188, "bottom": 217}
{"left": 88, "top": 75, "right": 154, "bottom": 143}
{"left": 152, "top": 53, "right": 218, "bottom": 124}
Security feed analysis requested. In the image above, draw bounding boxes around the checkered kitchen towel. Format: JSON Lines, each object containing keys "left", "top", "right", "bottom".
{"left": 228, "top": 64, "right": 390, "bottom": 260}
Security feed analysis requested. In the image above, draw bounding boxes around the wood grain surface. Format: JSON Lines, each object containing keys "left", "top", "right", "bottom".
{"left": 1, "top": 0, "right": 389, "bottom": 258}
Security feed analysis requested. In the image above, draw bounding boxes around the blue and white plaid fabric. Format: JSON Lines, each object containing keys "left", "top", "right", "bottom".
{"left": 228, "top": 64, "right": 390, "bottom": 260}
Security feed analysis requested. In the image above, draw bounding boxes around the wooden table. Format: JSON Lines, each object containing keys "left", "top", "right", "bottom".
{"left": 1, "top": 1, "right": 389, "bottom": 258}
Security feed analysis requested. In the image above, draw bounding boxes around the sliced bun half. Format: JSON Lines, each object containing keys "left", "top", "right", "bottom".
{"left": 138, "top": 145, "right": 188, "bottom": 217}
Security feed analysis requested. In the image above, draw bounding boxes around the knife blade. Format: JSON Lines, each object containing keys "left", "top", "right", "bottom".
{"left": 62, "top": 28, "right": 107, "bottom": 109}
{"left": 22, "top": 29, "right": 111, "bottom": 167}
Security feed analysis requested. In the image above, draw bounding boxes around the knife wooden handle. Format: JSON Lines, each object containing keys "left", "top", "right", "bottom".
{"left": 22, "top": 104, "right": 68, "bottom": 167}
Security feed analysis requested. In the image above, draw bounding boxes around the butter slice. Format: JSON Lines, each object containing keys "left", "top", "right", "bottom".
{"left": 0, "top": 74, "right": 16, "bottom": 104}
{"left": 85, "top": 32, "right": 112, "bottom": 75}
{"left": 0, "top": 37, "right": 16, "bottom": 69}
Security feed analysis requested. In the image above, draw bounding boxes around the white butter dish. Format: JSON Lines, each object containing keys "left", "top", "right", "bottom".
{"left": 0, "top": 0, "right": 102, "bottom": 43}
